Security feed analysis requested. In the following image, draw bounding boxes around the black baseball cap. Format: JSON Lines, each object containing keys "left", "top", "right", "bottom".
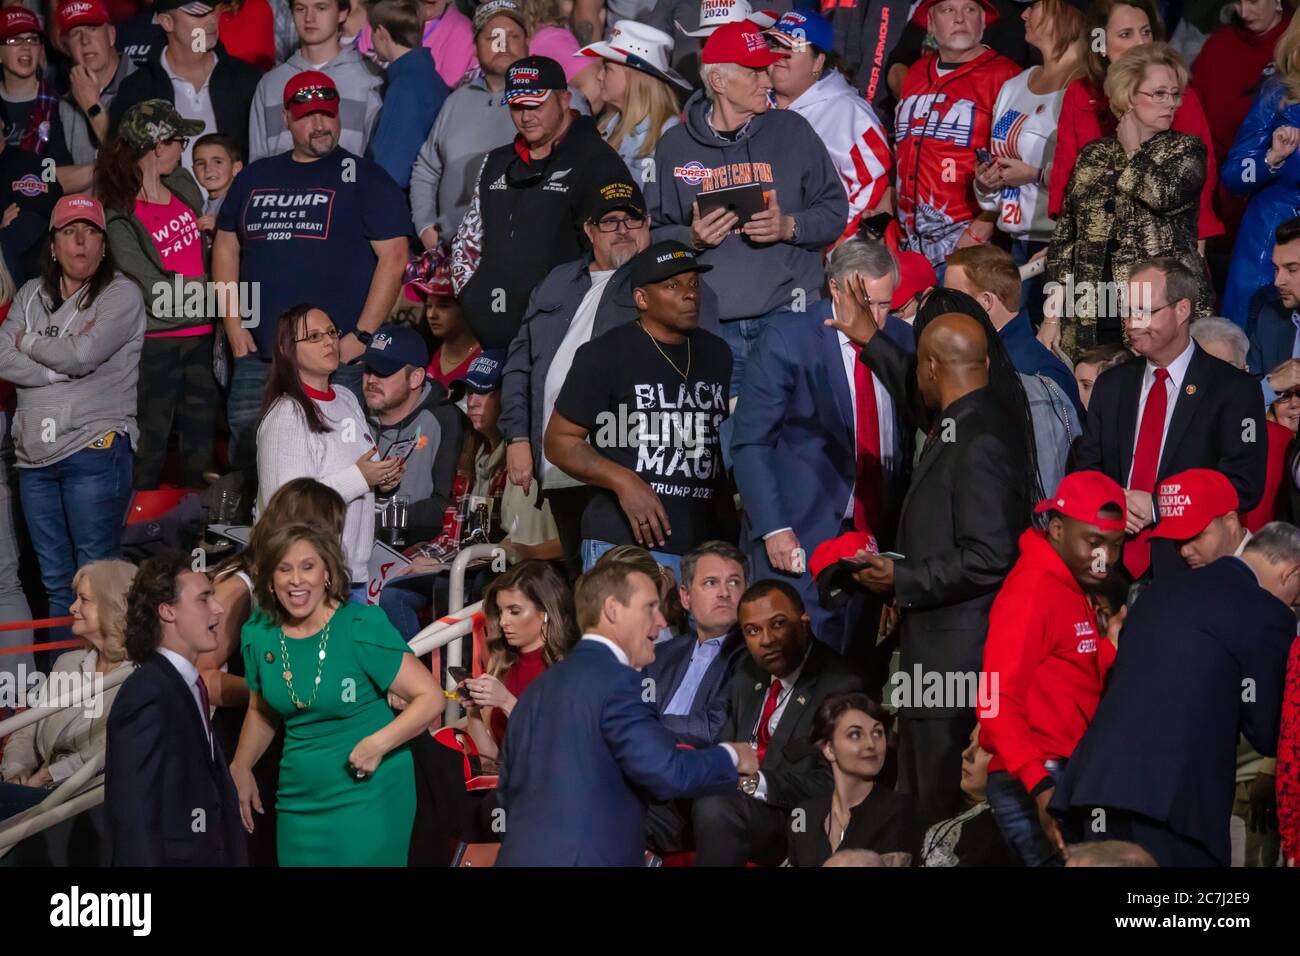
{"left": 362, "top": 324, "right": 430, "bottom": 378}
{"left": 629, "top": 241, "right": 713, "bottom": 290}
{"left": 502, "top": 56, "right": 568, "bottom": 107}
{"left": 585, "top": 179, "right": 646, "bottom": 224}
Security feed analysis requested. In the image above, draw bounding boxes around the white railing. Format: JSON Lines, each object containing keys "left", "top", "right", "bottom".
{"left": 0, "top": 663, "right": 135, "bottom": 740}
{"left": 441, "top": 543, "right": 501, "bottom": 722}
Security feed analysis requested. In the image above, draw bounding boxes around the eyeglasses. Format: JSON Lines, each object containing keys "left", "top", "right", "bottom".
{"left": 289, "top": 86, "right": 340, "bottom": 105}
{"left": 1127, "top": 300, "right": 1178, "bottom": 321}
{"left": 2, "top": 36, "right": 42, "bottom": 46}
{"left": 594, "top": 215, "right": 646, "bottom": 233}
{"left": 1276, "top": 389, "right": 1300, "bottom": 403}
{"left": 1135, "top": 88, "right": 1183, "bottom": 106}
{"left": 296, "top": 327, "right": 340, "bottom": 344}
{"left": 167, "top": 137, "right": 190, "bottom": 150}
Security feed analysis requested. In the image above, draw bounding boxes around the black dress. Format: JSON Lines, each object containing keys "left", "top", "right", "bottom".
{"left": 788, "top": 786, "right": 923, "bottom": 867}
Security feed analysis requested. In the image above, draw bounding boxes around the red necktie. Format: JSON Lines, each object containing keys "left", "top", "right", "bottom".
{"left": 755, "top": 679, "right": 783, "bottom": 765}
{"left": 1125, "top": 367, "right": 1170, "bottom": 577}
{"left": 194, "top": 674, "right": 214, "bottom": 757}
{"left": 851, "top": 343, "right": 884, "bottom": 536}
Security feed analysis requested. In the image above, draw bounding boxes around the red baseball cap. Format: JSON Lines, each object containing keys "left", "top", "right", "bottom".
{"left": 701, "top": 19, "right": 787, "bottom": 68}
{"left": 910, "top": 0, "right": 999, "bottom": 28}
{"left": 810, "top": 531, "right": 879, "bottom": 609}
{"left": 1034, "top": 471, "right": 1127, "bottom": 532}
{"left": 50, "top": 195, "right": 106, "bottom": 231}
{"left": 0, "top": 7, "right": 42, "bottom": 40}
{"left": 1149, "top": 469, "right": 1239, "bottom": 541}
{"left": 57, "top": 0, "right": 110, "bottom": 33}
{"left": 282, "top": 70, "right": 339, "bottom": 119}
{"left": 891, "top": 250, "right": 937, "bottom": 311}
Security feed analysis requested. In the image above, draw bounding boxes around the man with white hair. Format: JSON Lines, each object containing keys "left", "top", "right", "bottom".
{"left": 893, "top": 0, "right": 1019, "bottom": 268}
{"left": 647, "top": 19, "right": 848, "bottom": 395}
{"left": 1052, "top": 521, "right": 1300, "bottom": 866}
{"left": 729, "top": 239, "right": 913, "bottom": 656}
{"left": 1191, "top": 316, "right": 1251, "bottom": 371}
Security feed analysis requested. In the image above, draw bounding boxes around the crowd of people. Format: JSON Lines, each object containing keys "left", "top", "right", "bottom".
{"left": 0, "top": 0, "right": 1298, "bottom": 869}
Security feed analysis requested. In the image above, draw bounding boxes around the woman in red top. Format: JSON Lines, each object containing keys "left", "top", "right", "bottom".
{"left": 1047, "top": 0, "right": 1222, "bottom": 243}
{"left": 218, "top": 0, "right": 276, "bottom": 73}
{"left": 410, "top": 247, "right": 481, "bottom": 390}
{"left": 460, "top": 560, "right": 576, "bottom": 762}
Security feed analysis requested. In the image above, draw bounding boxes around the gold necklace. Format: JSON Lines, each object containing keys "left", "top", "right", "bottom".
{"left": 638, "top": 320, "right": 691, "bottom": 382}
{"left": 279, "top": 611, "right": 334, "bottom": 710}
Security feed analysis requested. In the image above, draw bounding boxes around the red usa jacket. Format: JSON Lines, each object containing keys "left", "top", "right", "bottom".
{"left": 979, "top": 528, "right": 1116, "bottom": 793}
{"left": 893, "top": 48, "right": 1020, "bottom": 263}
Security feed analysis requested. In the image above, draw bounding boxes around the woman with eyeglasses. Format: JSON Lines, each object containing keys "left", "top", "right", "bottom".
{"left": 0, "top": 8, "right": 57, "bottom": 158}
{"left": 1047, "top": 0, "right": 1221, "bottom": 256}
{"left": 1222, "top": 14, "right": 1300, "bottom": 327}
{"left": 98, "top": 99, "right": 215, "bottom": 492}
{"left": 1045, "top": 42, "right": 1211, "bottom": 358}
{"left": 256, "top": 304, "right": 404, "bottom": 602}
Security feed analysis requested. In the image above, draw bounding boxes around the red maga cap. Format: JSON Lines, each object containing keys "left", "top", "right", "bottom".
{"left": 282, "top": 70, "right": 339, "bottom": 119}
{"left": 57, "top": 0, "right": 110, "bottom": 33}
{"left": 1034, "top": 471, "right": 1127, "bottom": 532}
{"left": 910, "top": 0, "right": 999, "bottom": 28}
{"left": 701, "top": 20, "right": 787, "bottom": 68}
{"left": 891, "top": 250, "right": 937, "bottom": 310}
{"left": 50, "top": 195, "right": 106, "bottom": 231}
{"left": 0, "top": 7, "right": 42, "bottom": 40}
{"left": 1149, "top": 468, "right": 1239, "bottom": 541}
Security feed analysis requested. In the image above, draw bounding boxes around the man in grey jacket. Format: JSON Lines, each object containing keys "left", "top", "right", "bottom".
{"left": 408, "top": 0, "right": 526, "bottom": 251}
{"left": 248, "top": 0, "right": 383, "bottom": 163}
{"left": 500, "top": 178, "right": 721, "bottom": 577}
{"left": 645, "top": 20, "right": 847, "bottom": 395}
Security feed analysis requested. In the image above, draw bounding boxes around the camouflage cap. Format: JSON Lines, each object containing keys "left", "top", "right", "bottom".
{"left": 119, "top": 99, "right": 206, "bottom": 150}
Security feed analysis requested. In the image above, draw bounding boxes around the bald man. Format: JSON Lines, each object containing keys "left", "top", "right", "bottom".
{"left": 828, "top": 286, "right": 1030, "bottom": 826}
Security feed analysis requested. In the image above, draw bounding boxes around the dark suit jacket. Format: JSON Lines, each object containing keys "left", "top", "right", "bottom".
{"left": 730, "top": 302, "right": 915, "bottom": 555}
{"left": 497, "top": 639, "right": 738, "bottom": 866}
{"left": 643, "top": 626, "right": 746, "bottom": 748}
{"left": 1075, "top": 345, "right": 1267, "bottom": 575}
{"left": 859, "top": 334, "right": 1029, "bottom": 717}
{"left": 722, "top": 640, "right": 862, "bottom": 810}
{"left": 105, "top": 653, "right": 247, "bottom": 866}
{"left": 1051, "top": 557, "right": 1294, "bottom": 865}
{"left": 1246, "top": 287, "right": 1296, "bottom": 379}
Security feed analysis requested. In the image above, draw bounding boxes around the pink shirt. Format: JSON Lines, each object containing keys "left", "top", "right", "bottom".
{"left": 136, "top": 193, "right": 211, "bottom": 338}
{"left": 357, "top": 6, "right": 478, "bottom": 90}
{"left": 529, "top": 26, "right": 586, "bottom": 84}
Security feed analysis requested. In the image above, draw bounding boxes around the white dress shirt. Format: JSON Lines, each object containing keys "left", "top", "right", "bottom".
{"left": 1127, "top": 339, "right": 1196, "bottom": 488}
{"left": 749, "top": 651, "right": 809, "bottom": 802}
{"left": 161, "top": 49, "right": 218, "bottom": 170}
{"left": 157, "top": 646, "right": 212, "bottom": 758}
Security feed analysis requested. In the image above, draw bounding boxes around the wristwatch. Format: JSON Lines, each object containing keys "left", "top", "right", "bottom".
{"left": 739, "top": 774, "right": 759, "bottom": 796}
{"left": 86, "top": 103, "right": 102, "bottom": 120}
{"left": 353, "top": 329, "right": 374, "bottom": 346}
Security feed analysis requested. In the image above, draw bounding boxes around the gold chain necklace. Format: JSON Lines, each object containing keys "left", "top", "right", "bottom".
{"left": 638, "top": 320, "right": 691, "bottom": 382}
{"left": 279, "top": 612, "right": 333, "bottom": 711}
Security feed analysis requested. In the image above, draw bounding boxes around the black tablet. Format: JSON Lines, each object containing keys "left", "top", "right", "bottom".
{"left": 697, "top": 182, "right": 768, "bottom": 226}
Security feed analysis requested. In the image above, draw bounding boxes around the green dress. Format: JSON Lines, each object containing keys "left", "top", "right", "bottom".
{"left": 241, "top": 602, "right": 415, "bottom": 866}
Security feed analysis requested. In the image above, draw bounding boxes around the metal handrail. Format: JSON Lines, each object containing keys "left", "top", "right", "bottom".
{"left": 0, "top": 604, "right": 485, "bottom": 856}
{"left": 443, "top": 544, "right": 503, "bottom": 722}
{"left": 0, "top": 663, "right": 135, "bottom": 739}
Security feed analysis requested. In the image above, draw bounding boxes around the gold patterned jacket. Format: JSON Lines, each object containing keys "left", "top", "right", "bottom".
{"left": 1046, "top": 128, "right": 1211, "bottom": 358}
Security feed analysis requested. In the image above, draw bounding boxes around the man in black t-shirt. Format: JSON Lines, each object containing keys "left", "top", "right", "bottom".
{"left": 545, "top": 240, "right": 735, "bottom": 580}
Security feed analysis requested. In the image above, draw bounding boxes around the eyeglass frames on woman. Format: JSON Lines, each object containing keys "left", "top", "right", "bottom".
{"left": 296, "top": 328, "right": 341, "bottom": 344}
{"left": 1, "top": 36, "right": 42, "bottom": 46}
{"left": 1134, "top": 88, "right": 1183, "bottom": 106}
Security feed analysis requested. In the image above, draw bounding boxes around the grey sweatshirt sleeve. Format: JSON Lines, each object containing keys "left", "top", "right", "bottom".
{"left": 644, "top": 138, "right": 694, "bottom": 247}
{"left": 499, "top": 296, "right": 536, "bottom": 444}
{"left": 0, "top": 289, "right": 66, "bottom": 386}
{"left": 22, "top": 281, "right": 146, "bottom": 378}
{"left": 247, "top": 75, "right": 271, "bottom": 165}
{"left": 409, "top": 114, "right": 445, "bottom": 237}
{"left": 790, "top": 133, "right": 850, "bottom": 249}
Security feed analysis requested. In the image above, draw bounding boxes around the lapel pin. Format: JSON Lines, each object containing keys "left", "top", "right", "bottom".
{"left": 1185, "top": 384, "right": 1196, "bottom": 396}
{"left": 754, "top": 683, "right": 763, "bottom": 692}
{"left": 265, "top": 651, "right": 274, "bottom": 664}
{"left": 797, "top": 695, "right": 807, "bottom": 706}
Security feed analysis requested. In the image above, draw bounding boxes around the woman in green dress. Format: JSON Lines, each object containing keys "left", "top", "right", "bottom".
{"left": 230, "top": 523, "right": 443, "bottom": 866}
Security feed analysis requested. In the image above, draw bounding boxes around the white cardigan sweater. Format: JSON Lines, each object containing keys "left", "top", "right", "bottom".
{"left": 256, "top": 388, "right": 376, "bottom": 584}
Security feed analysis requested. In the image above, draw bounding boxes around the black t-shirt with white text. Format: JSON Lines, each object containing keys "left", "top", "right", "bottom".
{"left": 554, "top": 321, "right": 732, "bottom": 555}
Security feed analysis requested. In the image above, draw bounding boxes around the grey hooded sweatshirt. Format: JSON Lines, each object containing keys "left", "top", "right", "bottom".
{"left": 645, "top": 89, "right": 847, "bottom": 322}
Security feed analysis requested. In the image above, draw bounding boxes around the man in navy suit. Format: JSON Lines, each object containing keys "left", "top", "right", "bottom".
{"left": 730, "top": 238, "right": 914, "bottom": 655}
{"left": 1246, "top": 217, "right": 1300, "bottom": 399}
{"left": 1075, "top": 258, "right": 1267, "bottom": 581}
{"left": 1052, "top": 523, "right": 1300, "bottom": 866}
{"left": 106, "top": 553, "right": 247, "bottom": 866}
{"left": 497, "top": 561, "right": 758, "bottom": 866}
{"left": 644, "top": 541, "right": 749, "bottom": 747}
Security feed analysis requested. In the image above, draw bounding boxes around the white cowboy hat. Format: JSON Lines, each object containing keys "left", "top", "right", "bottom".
{"left": 577, "top": 19, "right": 693, "bottom": 92}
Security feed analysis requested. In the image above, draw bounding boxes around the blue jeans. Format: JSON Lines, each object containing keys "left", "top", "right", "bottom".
{"left": 380, "top": 585, "right": 429, "bottom": 641}
{"left": 719, "top": 306, "right": 795, "bottom": 399}
{"left": 1011, "top": 238, "right": 1049, "bottom": 329}
{"left": 17, "top": 438, "right": 133, "bottom": 646}
{"left": 986, "top": 761, "right": 1068, "bottom": 867}
{"left": 581, "top": 538, "right": 683, "bottom": 583}
{"left": 227, "top": 355, "right": 269, "bottom": 471}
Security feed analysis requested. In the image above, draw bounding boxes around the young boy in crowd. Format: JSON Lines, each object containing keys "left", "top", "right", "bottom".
{"left": 192, "top": 133, "right": 244, "bottom": 232}
{"left": 365, "top": 0, "right": 447, "bottom": 190}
